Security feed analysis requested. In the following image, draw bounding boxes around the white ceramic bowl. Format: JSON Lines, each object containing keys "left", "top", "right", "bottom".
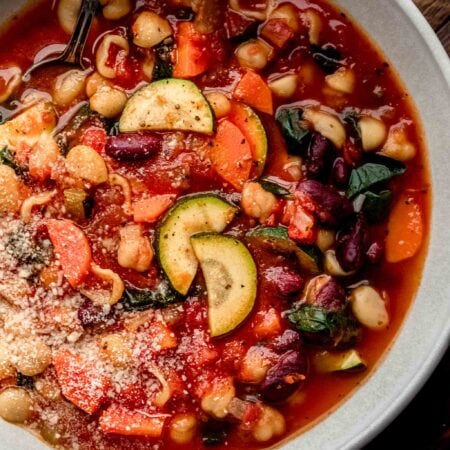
{"left": 0, "top": 1, "right": 449, "bottom": 449}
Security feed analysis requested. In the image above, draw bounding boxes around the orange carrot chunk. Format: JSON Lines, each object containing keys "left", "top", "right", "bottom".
{"left": 132, "top": 195, "right": 175, "bottom": 223}
{"left": 47, "top": 219, "right": 92, "bottom": 288}
{"left": 233, "top": 70, "right": 274, "bottom": 115}
{"left": 385, "top": 193, "right": 424, "bottom": 263}
{"left": 173, "top": 22, "right": 209, "bottom": 79}
{"left": 99, "top": 404, "right": 166, "bottom": 437}
{"left": 53, "top": 349, "right": 110, "bottom": 415}
{"left": 208, "top": 119, "right": 253, "bottom": 191}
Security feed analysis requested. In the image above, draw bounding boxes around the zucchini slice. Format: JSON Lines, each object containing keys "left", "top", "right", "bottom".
{"left": 119, "top": 79, "right": 214, "bottom": 134}
{"left": 157, "top": 194, "right": 237, "bottom": 295}
{"left": 191, "top": 233, "right": 257, "bottom": 337}
{"left": 313, "top": 349, "right": 366, "bottom": 373}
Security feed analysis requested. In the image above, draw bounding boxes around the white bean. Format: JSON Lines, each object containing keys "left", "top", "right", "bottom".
{"left": 381, "top": 125, "right": 416, "bottom": 161}
{"left": 359, "top": 116, "right": 388, "bottom": 152}
{"left": 132, "top": 12, "right": 173, "bottom": 48}
{"left": 206, "top": 92, "right": 231, "bottom": 119}
{"left": 269, "top": 74, "right": 298, "bottom": 98}
{"left": 324, "top": 250, "right": 355, "bottom": 277}
{"left": 0, "top": 164, "right": 22, "bottom": 215}
{"left": 236, "top": 39, "right": 272, "bottom": 71}
{"left": 89, "top": 86, "right": 127, "bottom": 118}
{"left": 325, "top": 67, "right": 355, "bottom": 94}
{"left": 303, "top": 108, "right": 346, "bottom": 148}
{"left": 65, "top": 144, "right": 108, "bottom": 185}
{"left": 96, "top": 34, "right": 129, "bottom": 79}
{"left": 270, "top": 4, "right": 300, "bottom": 32}
{"left": 350, "top": 285, "right": 389, "bottom": 330}
{"left": 169, "top": 413, "right": 197, "bottom": 444}
{"left": 316, "top": 229, "right": 336, "bottom": 252}
{"left": 53, "top": 69, "right": 86, "bottom": 106}
{"left": 13, "top": 338, "right": 52, "bottom": 376}
{"left": 302, "top": 9, "right": 322, "bottom": 45}
{"left": 241, "top": 181, "right": 277, "bottom": 223}
{"left": 100, "top": 0, "right": 131, "bottom": 20}
{"left": 57, "top": 0, "right": 82, "bottom": 34}
{"left": 0, "top": 388, "right": 33, "bottom": 423}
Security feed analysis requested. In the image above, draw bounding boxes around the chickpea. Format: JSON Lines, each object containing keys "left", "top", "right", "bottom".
{"left": 0, "top": 66, "right": 22, "bottom": 103}
{"left": 206, "top": 92, "right": 231, "bottom": 119}
{"left": 201, "top": 377, "right": 235, "bottom": 419}
{"left": 132, "top": 12, "right": 173, "bottom": 48}
{"left": 324, "top": 250, "right": 355, "bottom": 277}
{"left": 96, "top": 34, "right": 129, "bottom": 79}
{"left": 0, "top": 342, "right": 14, "bottom": 381}
{"left": 236, "top": 39, "right": 272, "bottom": 71}
{"left": 381, "top": 125, "right": 416, "bottom": 161}
{"left": 90, "top": 86, "right": 128, "bottom": 118}
{"left": 118, "top": 223, "right": 154, "bottom": 272}
{"left": 0, "top": 164, "right": 22, "bottom": 215}
{"left": 303, "top": 9, "right": 323, "bottom": 45}
{"left": 65, "top": 145, "right": 108, "bottom": 185}
{"left": 57, "top": 0, "right": 81, "bottom": 34}
{"left": 350, "top": 285, "right": 389, "bottom": 330}
{"left": 169, "top": 413, "right": 198, "bottom": 444}
{"left": 0, "top": 387, "right": 33, "bottom": 423}
{"left": 34, "top": 378, "right": 61, "bottom": 402}
{"left": 269, "top": 74, "right": 298, "bottom": 99}
{"left": 53, "top": 69, "right": 86, "bottom": 106}
{"left": 316, "top": 228, "right": 336, "bottom": 252}
{"left": 252, "top": 405, "right": 286, "bottom": 442}
{"left": 13, "top": 338, "right": 52, "bottom": 376}
{"left": 239, "top": 346, "right": 273, "bottom": 384}
{"left": 303, "top": 108, "right": 346, "bottom": 149}
{"left": 241, "top": 181, "right": 277, "bottom": 223}
{"left": 100, "top": 0, "right": 131, "bottom": 20}
{"left": 325, "top": 67, "right": 356, "bottom": 94}
{"left": 85, "top": 72, "right": 111, "bottom": 98}
{"left": 359, "top": 116, "right": 388, "bottom": 152}
{"left": 99, "top": 333, "right": 133, "bottom": 368}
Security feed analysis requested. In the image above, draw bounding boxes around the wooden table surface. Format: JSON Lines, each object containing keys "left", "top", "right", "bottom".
{"left": 365, "top": 2, "right": 449, "bottom": 449}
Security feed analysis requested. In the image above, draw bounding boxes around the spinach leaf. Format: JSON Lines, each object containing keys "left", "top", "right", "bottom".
{"left": 311, "top": 44, "right": 342, "bottom": 74}
{"left": 360, "top": 190, "right": 392, "bottom": 222}
{"left": 122, "top": 279, "right": 181, "bottom": 311}
{"left": 0, "top": 146, "right": 19, "bottom": 173}
{"left": 276, "top": 108, "right": 310, "bottom": 152}
{"left": 346, "top": 158, "right": 406, "bottom": 198}
{"left": 288, "top": 305, "right": 360, "bottom": 346}
{"left": 259, "top": 179, "right": 291, "bottom": 197}
{"left": 153, "top": 37, "right": 174, "bottom": 81}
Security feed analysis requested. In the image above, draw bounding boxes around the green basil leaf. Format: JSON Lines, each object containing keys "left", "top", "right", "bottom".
{"left": 259, "top": 179, "right": 291, "bottom": 197}
{"left": 0, "top": 146, "right": 19, "bottom": 172}
{"left": 361, "top": 190, "right": 392, "bottom": 222}
{"left": 247, "top": 226, "right": 290, "bottom": 240}
{"left": 288, "top": 306, "right": 330, "bottom": 333}
{"left": 276, "top": 108, "right": 310, "bottom": 151}
{"left": 346, "top": 158, "right": 406, "bottom": 198}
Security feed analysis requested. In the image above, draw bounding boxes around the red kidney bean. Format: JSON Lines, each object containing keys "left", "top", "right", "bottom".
{"left": 315, "top": 278, "right": 347, "bottom": 312}
{"left": 265, "top": 266, "right": 304, "bottom": 297}
{"left": 305, "top": 133, "right": 335, "bottom": 179}
{"left": 332, "top": 157, "right": 350, "bottom": 186}
{"left": 295, "top": 179, "right": 354, "bottom": 227}
{"left": 105, "top": 132, "right": 163, "bottom": 161}
{"left": 78, "top": 299, "right": 112, "bottom": 327}
{"left": 260, "top": 350, "right": 307, "bottom": 402}
{"left": 269, "top": 329, "right": 302, "bottom": 353}
{"left": 366, "top": 239, "right": 384, "bottom": 264}
{"left": 336, "top": 216, "right": 368, "bottom": 272}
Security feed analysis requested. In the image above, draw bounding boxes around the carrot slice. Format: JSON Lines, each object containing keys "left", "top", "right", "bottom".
{"left": 208, "top": 119, "right": 253, "bottom": 191}
{"left": 99, "top": 404, "right": 166, "bottom": 437}
{"left": 385, "top": 193, "right": 424, "bottom": 263}
{"left": 233, "top": 70, "right": 274, "bottom": 115}
{"left": 47, "top": 219, "right": 92, "bottom": 288}
{"left": 173, "top": 22, "right": 209, "bottom": 79}
{"left": 53, "top": 349, "right": 110, "bottom": 414}
{"left": 132, "top": 194, "right": 175, "bottom": 223}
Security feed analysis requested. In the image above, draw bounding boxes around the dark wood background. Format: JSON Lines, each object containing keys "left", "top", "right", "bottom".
{"left": 365, "top": 2, "right": 449, "bottom": 449}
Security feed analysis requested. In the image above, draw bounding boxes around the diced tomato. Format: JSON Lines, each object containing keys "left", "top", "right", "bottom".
{"left": 260, "top": 19, "right": 295, "bottom": 48}
{"left": 80, "top": 127, "right": 107, "bottom": 154}
{"left": 47, "top": 219, "right": 92, "bottom": 288}
{"left": 234, "top": 70, "right": 274, "bottom": 115}
{"left": 252, "top": 308, "right": 282, "bottom": 339}
{"left": 132, "top": 195, "right": 175, "bottom": 223}
{"left": 53, "top": 349, "right": 110, "bottom": 414}
{"left": 287, "top": 202, "right": 317, "bottom": 244}
{"left": 222, "top": 340, "right": 246, "bottom": 372}
{"left": 173, "top": 22, "right": 209, "bottom": 78}
{"left": 240, "top": 402, "right": 264, "bottom": 431}
{"left": 99, "top": 404, "right": 166, "bottom": 437}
